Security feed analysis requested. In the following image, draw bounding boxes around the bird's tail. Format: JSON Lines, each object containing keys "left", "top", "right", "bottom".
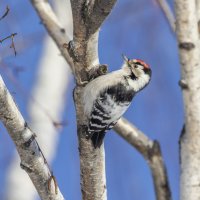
{"left": 91, "top": 132, "right": 106, "bottom": 148}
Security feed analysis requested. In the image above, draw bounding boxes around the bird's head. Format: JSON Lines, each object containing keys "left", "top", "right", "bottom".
{"left": 122, "top": 55, "right": 152, "bottom": 92}
{"left": 122, "top": 55, "right": 151, "bottom": 79}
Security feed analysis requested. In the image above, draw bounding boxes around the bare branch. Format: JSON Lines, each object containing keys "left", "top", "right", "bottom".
{"left": 0, "top": 76, "right": 64, "bottom": 200}
{"left": 5, "top": 1, "right": 72, "bottom": 196}
{"left": 10, "top": 33, "right": 17, "bottom": 56}
{"left": 0, "top": 33, "right": 16, "bottom": 43}
{"left": 0, "top": 33, "right": 17, "bottom": 56}
{"left": 175, "top": 1, "right": 200, "bottom": 200}
{"left": 70, "top": 0, "right": 117, "bottom": 37}
{"left": 30, "top": 0, "right": 75, "bottom": 74}
{"left": 69, "top": 0, "right": 116, "bottom": 71}
{"left": 114, "top": 118, "right": 171, "bottom": 200}
{"left": 156, "top": 0, "right": 176, "bottom": 32}
{"left": 88, "top": 0, "right": 117, "bottom": 34}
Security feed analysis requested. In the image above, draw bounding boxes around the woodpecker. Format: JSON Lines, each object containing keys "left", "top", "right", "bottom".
{"left": 82, "top": 55, "right": 152, "bottom": 148}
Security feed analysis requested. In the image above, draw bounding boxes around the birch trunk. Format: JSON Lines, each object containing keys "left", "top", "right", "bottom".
{"left": 175, "top": 1, "right": 200, "bottom": 199}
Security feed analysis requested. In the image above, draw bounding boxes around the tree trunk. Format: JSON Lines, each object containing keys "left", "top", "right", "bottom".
{"left": 175, "top": 1, "right": 200, "bottom": 199}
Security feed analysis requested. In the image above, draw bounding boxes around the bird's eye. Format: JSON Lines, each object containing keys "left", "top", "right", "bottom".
{"left": 134, "top": 64, "right": 138, "bottom": 68}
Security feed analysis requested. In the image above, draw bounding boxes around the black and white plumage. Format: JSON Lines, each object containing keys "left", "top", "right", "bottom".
{"left": 82, "top": 56, "right": 152, "bottom": 148}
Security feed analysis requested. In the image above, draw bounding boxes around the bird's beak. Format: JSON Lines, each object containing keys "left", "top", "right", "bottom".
{"left": 122, "top": 54, "right": 132, "bottom": 69}
{"left": 122, "top": 54, "right": 129, "bottom": 64}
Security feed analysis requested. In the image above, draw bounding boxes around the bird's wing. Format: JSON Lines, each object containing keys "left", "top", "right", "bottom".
{"left": 87, "top": 83, "right": 134, "bottom": 136}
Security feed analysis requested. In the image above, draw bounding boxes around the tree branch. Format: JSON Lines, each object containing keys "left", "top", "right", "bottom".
{"left": 0, "top": 76, "right": 64, "bottom": 200}
{"left": 30, "top": 0, "right": 75, "bottom": 74}
{"left": 114, "top": 118, "right": 171, "bottom": 200}
{"left": 69, "top": 1, "right": 116, "bottom": 200}
{"left": 175, "top": 1, "right": 200, "bottom": 200}
{"left": 5, "top": 2, "right": 72, "bottom": 198}
{"left": 0, "top": 33, "right": 17, "bottom": 56}
{"left": 156, "top": 0, "right": 176, "bottom": 32}
{"left": 69, "top": 0, "right": 116, "bottom": 71}
{"left": 69, "top": 0, "right": 117, "bottom": 39}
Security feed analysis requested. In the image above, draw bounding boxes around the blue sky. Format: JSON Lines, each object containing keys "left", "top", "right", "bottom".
{"left": 0, "top": 0, "right": 182, "bottom": 199}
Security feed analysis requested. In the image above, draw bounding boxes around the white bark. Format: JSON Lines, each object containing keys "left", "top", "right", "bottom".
{"left": 5, "top": 1, "right": 72, "bottom": 199}
{"left": 0, "top": 75, "right": 64, "bottom": 200}
{"left": 175, "top": 0, "right": 200, "bottom": 200}
{"left": 69, "top": 1, "right": 116, "bottom": 199}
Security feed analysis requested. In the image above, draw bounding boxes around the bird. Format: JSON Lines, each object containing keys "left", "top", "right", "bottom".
{"left": 82, "top": 55, "right": 152, "bottom": 148}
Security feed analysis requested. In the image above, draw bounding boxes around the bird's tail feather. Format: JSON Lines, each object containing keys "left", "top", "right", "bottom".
{"left": 91, "top": 132, "right": 106, "bottom": 148}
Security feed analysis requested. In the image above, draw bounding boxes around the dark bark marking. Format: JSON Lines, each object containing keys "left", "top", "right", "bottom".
{"left": 23, "top": 135, "right": 35, "bottom": 148}
{"left": 179, "top": 42, "right": 195, "bottom": 50}
{"left": 179, "top": 124, "right": 185, "bottom": 164}
{"left": 178, "top": 79, "right": 189, "bottom": 89}
{"left": 60, "top": 28, "right": 65, "bottom": 33}
{"left": 20, "top": 163, "right": 33, "bottom": 173}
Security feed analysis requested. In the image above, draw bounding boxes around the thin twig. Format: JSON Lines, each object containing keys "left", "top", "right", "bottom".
{"left": 0, "top": 33, "right": 17, "bottom": 56}
{"left": 0, "top": 33, "right": 17, "bottom": 43}
{"left": 0, "top": 6, "right": 10, "bottom": 21}
{"left": 10, "top": 33, "right": 17, "bottom": 56}
{"left": 30, "top": 0, "right": 75, "bottom": 74}
{"left": 156, "top": 0, "right": 176, "bottom": 32}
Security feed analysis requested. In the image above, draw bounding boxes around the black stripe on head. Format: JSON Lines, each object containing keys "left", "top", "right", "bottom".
{"left": 130, "top": 72, "right": 137, "bottom": 80}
